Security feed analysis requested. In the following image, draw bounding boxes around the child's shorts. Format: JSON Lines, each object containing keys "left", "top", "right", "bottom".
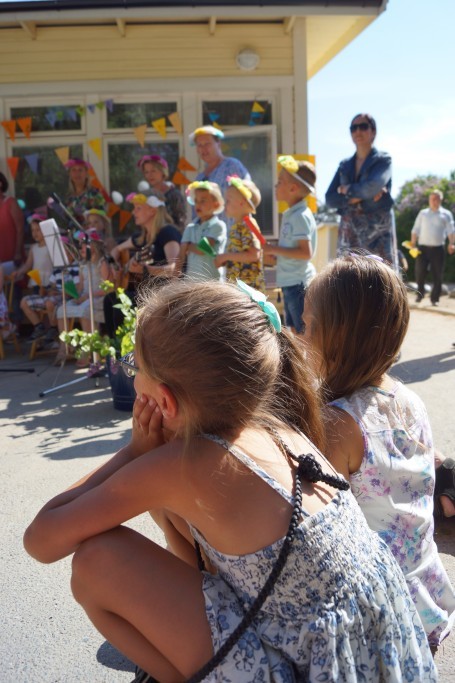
{"left": 22, "top": 293, "right": 62, "bottom": 311}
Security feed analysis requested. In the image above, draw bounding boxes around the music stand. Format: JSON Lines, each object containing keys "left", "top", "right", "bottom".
{"left": 37, "top": 217, "right": 105, "bottom": 398}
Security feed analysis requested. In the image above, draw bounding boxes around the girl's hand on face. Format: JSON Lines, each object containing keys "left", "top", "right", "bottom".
{"left": 130, "top": 394, "right": 166, "bottom": 457}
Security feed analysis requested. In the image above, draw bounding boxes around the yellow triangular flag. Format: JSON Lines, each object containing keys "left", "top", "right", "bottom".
{"left": 252, "top": 101, "right": 265, "bottom": 113}
{"left": 168, "top": 112, "right": 183, "bottom": 134}
{"left": 88, "top": 138, "right": 102, "bottom": 159}
{"left": 212, "top": 121, "right": 223, "bottom": 131}
{"left": 152, "top": 117, "right": 167, "bottom": 139}
{"left": 17, "top": 116, "right": 32, "bottom": 139}
{"left": 55, "top": 146, "right": 70, "bottom": 166}
{"left": 27, "top": 269, "right": 41, "bottom": 286}
{"left": 133, "top": 124, "right": 148, "bottom": 148}
{"left": 177, "top": 157, "right": 196, "bottom": 172}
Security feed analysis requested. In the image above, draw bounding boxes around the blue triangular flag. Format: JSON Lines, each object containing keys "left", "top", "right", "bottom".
{"left": 105, "top": 99, "right": 114, "bottom": 113}
{"left": 208, "top": 112, "right": 220, "bottom": 122}
{"left": 24, "top": 153, "right": 39, "bottom": 174}
{"left": 45, "top": 110, "right": 57, "bottom": 127}
{"left": 66, "top": 107, "right": 77, "bottom": 122}
{"left": 87, "top": 104, "right": 96, "bottom": 114}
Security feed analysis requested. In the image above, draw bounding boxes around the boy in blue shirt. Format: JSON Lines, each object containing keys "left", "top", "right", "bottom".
{"left": 264, "top": 156, "right": 317, "bottom": 335}
{"left": 176, "top": 181, "right": 227, "bottom": 281}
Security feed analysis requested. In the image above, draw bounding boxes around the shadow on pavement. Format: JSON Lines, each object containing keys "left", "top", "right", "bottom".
{"left": 96, "top": 640, "right": 135, "bottom": 674}
{"left": 392, "top": 351, "right": 455, "bottom": 384}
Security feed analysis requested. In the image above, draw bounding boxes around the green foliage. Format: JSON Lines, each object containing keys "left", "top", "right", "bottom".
{"left": 59, "top": 284, "right": 136, "bottom": 360}
{"left": 394, "top": 172, "right": 455, "bottom": 283}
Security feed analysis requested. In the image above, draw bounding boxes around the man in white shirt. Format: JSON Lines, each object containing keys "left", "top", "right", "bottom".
{"left": 411, "top": 190, "right": 455, "bottom": 305}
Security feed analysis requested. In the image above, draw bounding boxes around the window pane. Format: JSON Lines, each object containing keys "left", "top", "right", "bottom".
{"left": 222, "top": 133, "right": 274, "bottom": 236}
{"left": 203, "top": 101, "right": 272, "bottom": 127}
{"left": 107, "top": 141, "right": 181, "bottom": 236}
{"left": 106, "top": 102, "right": 177, "bottom": 129}
{"left": 10, "top": 106, "right": 82, "bottom": 133}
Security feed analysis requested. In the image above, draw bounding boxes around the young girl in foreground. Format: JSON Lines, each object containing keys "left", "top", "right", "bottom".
{"left": 24, "top": 279, "right": 436, "bottom": 682}
{"left": 304, "top": 254, "right": 455, "bottom": 650}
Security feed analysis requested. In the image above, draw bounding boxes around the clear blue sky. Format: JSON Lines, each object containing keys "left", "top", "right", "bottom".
{"left": 308, "top": 0, "right": 455, "bottom": 202}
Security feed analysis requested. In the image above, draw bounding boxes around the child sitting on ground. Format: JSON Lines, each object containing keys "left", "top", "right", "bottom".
{"left": 214, "top": 176, "right": 265, "bottom": 292}
{"left": 24, "top": 278, "right": 436, "bottom": 682}
{"left": 11, "top": 214, "right": 53, "bottom": 341}
{"left": 175, "top": 181, "right": 226, "bottom": 281}
{"left": 303, "top": 253, "right": 455, "bottom": 650}
{"left": 264, "top": 156, "right": 317, "bottom": 335}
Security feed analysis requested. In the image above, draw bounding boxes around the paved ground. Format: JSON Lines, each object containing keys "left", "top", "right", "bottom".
{"left": 0, "top": 291, "right": 454, "bottom": 682}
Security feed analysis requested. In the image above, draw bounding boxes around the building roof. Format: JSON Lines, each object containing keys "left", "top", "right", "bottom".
{"left": 0, "top": 1, "right": 385, "bottom": 10}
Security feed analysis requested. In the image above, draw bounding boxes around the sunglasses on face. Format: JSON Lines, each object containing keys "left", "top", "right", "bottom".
{"left": 350, "top": 122, "right": 371, "bottom": 133}
{"left": 119, "top": 350, "right": 138, "bottom": 378}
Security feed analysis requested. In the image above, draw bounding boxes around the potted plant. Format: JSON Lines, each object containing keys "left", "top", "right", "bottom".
{"left": 59, "top": 283, "right": 137, "bottom": 411}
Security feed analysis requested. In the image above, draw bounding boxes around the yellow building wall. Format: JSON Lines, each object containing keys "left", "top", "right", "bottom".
{"left": 0, "top": 24, "right": 293, "bottom": 83}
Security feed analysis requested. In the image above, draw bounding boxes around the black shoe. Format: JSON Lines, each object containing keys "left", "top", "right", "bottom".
{"left": 43, "top": 326, "right": 58, "bottom": 343}
{"left": 431, "top": 301, "right": 439, "bottom": 307}
{"left": 131, "top": 666, "right": 158, "bottom": 683}
{"left": 415, "top": 293, "right": 423, "bottom": 303}
{"left": 28, "top": 323, "right": 46, "bottom": 342}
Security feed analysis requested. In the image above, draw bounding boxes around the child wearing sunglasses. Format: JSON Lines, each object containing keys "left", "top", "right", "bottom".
{"left": 25, "top": 278, "right": 436, "bottom": 683}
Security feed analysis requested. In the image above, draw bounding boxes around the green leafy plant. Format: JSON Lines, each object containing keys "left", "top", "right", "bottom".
{"left": 59, "top": 282, "right": 136, "bottom": 360}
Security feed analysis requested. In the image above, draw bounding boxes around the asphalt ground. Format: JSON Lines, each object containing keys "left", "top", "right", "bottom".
{"left": 0, "top": 292, "right": 454, "bottom": 682}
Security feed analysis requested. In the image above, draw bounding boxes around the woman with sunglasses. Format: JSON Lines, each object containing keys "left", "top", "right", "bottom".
{"left": 325, "top": 113, "right": 397, "bottom": 270}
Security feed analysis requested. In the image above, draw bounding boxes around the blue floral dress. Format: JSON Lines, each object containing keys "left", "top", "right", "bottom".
{"left": 332, "top": 382, "right": 455, "bottom": 646}
{"left": 190, "top": 434, "right": 437, "bottom": 682}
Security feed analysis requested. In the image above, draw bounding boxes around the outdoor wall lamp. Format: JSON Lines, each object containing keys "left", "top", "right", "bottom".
{"left": 235, "top": 48, "right": 260, "bottom": 71}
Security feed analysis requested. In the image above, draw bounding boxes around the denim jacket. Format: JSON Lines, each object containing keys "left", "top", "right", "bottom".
{"left": 325, "top": 148, "right": 394, "bottom": 215}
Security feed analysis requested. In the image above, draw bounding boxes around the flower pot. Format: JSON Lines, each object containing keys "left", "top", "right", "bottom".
{"left": 106, "top": 356, "right": 136, "bottom": 411}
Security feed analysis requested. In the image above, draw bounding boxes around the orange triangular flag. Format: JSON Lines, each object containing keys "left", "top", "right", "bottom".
{"left": 88, "top": 138, "right": 102, "bottom": 159}
{"left": 7, "top": 157, "right": 20, "bottom": 179}
{"left": 177, "top": 157, "right": 196, "bottom": 172}
{"left": 1, "top": 120, "right": 17, "bottom": 141}
{"left": 119, "top": 210, "right": 132, "bottom": 232}
{"left": 133, "top": 124, "right": 148, "bottom": 148}
{"left": 17, "top": 117, "right": 32, "bottom": 138}
{"left": 168, "top": 111, "right": 183, "bottom": 134}
{"left": 55, "top": 146, "right": 70, "bottom": 166}
{"left": 252, "top": 101, "right": 265, "bottom": 113}
{"left": 172, "top": 171, "right": 191, "bottom": 186}
{"left": 106, "top": 203, "right": 120, "bottom": 218}
{"left": 27, "top": 269, "right": 41, "bottom": 286}
{"left": 88, "top": 170, "right": 111, "bottom": 203}
{"left": 151, "top": 117, "right": 167, "bottom": 139}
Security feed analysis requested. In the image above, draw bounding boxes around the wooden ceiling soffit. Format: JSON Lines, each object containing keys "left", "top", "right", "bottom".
{"left": 20, "top": 20, "right": 37, "bottom": 39}
{"left": 283, "top": 16, "right": 296, "bottom": 35}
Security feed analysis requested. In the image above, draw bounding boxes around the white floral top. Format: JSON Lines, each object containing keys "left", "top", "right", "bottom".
{"left": 332, "top": 382, "right": 455, "bottom": 646}
{"left": 189, "top": 433, "right": 436, "bottom": 681}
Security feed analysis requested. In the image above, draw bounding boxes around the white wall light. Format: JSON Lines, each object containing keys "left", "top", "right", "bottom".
{"left": 236, "top": 48, "right": 260, "bottom": 71}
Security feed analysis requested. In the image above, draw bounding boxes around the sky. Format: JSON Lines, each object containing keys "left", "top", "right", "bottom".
{"left": 308, "top": 0, "right": 455, "bottom": 202}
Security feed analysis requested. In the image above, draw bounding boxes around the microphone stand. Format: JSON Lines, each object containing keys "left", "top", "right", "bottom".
{"left": 38, "top": 196, "right": 106, "bottom": 398}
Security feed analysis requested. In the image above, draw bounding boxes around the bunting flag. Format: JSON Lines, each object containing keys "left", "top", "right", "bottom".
{"left": 88, "top": 138, "right": 103, "bottom": 159}
{"left": 177, "top": 157, "right": 196, "bottom": 172}
{"left": 27, "top": 270, "right": 41, "bottom": 286}
{"left": 151, "top": 117, "right": 167, "bottom": 139}
{"left": 212, "top": 121, "right": 223, "bottom": 131}
{"left": 1, "top": 120, "right": 17, "bottom": 141}
{"left": 208, "top": 112, "right": 220, "bottom": 123}
{"left": 87, "top": 104, "right": 97, "bottom": 114}
{"left": 119, "top": 209, "right": 132, "bottom": 232}
{"left": 106, "top": 203, "right": 120, "bottom": 218}
{"left": 172, "top": 171, "right": 191, "bottom": 185}
{"left": 105, "top": 99, "right": 114, "bottom": 113}
{"left": 45, "top": 111, "right": 58, "bottom": 128}
{"left": 167, "top": 111, "right": 182, "bottom": 134}
{"left": 66, "top": 108, "right": 78, "bottom": 122}
{"left": 7, "top": 157, "right": 20, "bottom": 179}
{"left": 76, "top": 105, "right": 86, "bottom": 117}
{"left": 96, "top": 101, "right": 105, "bottom": 110}
{"left": 89, "top": 172, "right": 111, "bottom": 203}
{"left": 133, "top": 124, "right": 148, "bottom": 148}
{"left": 252, "top": 101, "right": 265, "bottom": 113}
{"left": 24, "top": 153, "right": 39, "bottom": 174}
{"left": 55, "top": 146, "right": 70, "bottom": 166}
{"left": 17, "top": 117, "right": 32, "bottom": 139}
